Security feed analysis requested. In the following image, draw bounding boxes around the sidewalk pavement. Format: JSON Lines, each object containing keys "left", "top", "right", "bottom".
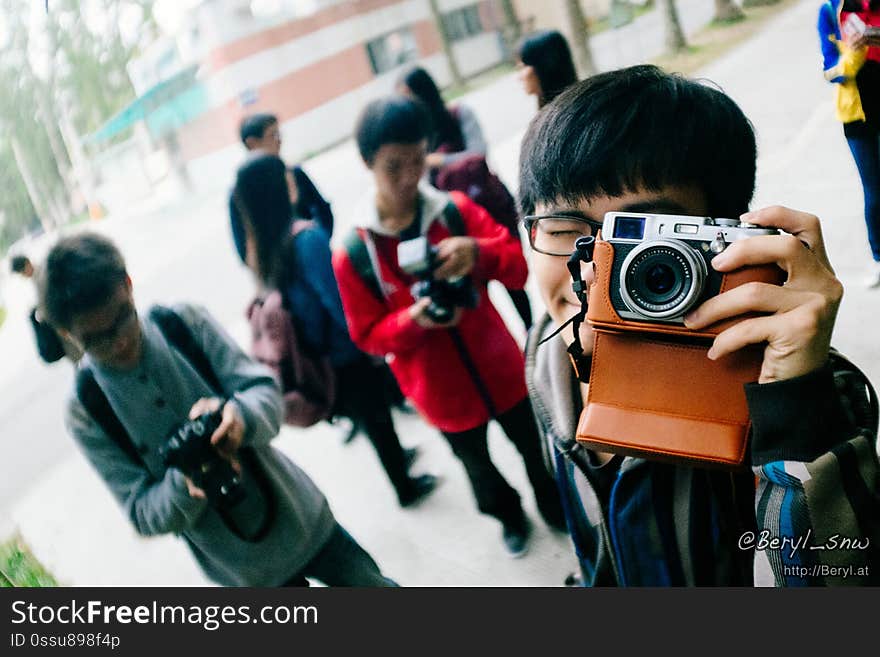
{"left": 8, "top": 0, "right": 878, "bottom": 586}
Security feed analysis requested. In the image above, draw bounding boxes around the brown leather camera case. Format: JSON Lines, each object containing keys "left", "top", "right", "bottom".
{"left": 577, "top": 240, "right": 785, "bottom": 468}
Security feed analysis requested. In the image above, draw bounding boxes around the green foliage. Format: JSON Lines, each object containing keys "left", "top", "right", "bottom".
{"left": 0, "top": 536, "right": 58, "bottom": 587}
{"left": 0, "top": 0, "right": 157, "bottom": 255}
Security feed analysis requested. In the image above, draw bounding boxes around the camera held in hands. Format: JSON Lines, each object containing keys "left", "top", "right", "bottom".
{"left": 159, "top": 409, "right": 246, "bottom": 508}
{"left": 398, "top": 236, "right": 478, "bottom": 323}
{"left": 577, "top": 212, "right": 786, "bottom": 469}
{"left": 603, "top": 213, "right": 778, "bottom": 323}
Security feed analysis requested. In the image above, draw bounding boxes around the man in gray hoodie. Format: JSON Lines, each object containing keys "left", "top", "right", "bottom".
{"left": 40, "top": 231, "right": 394, "bottom": 587}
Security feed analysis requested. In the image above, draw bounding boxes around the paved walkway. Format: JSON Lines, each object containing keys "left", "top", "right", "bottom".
{"left": 8, "top": 0, "right": 878, "bottom": 586}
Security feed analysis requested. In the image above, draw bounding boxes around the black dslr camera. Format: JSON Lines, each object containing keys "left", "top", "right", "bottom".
{"left": 159, "top": 409, "right": 245, "bottom": 508}
{"left": 397, "top": 236, "right": 478, "bottom": 323}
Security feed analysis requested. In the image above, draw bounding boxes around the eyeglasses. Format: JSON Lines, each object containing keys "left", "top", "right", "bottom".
{"left": 524, "top": 213, "right": 604, "bottom": 256}
{"left": 78, "top": 302, "right": 138, "bottom": 354}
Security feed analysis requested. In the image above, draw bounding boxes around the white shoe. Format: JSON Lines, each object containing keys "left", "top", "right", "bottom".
{"left": 864, "top": 263, "right": 880, "bottom": 289}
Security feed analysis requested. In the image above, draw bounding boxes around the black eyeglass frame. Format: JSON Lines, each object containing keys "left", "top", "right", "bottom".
{"left": 522, "top": 212, "right": 605, "bottom": 256}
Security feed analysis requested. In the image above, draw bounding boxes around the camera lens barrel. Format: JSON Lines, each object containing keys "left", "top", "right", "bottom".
{"left": 619, "top": 240, "right": 707, "bottom": 319}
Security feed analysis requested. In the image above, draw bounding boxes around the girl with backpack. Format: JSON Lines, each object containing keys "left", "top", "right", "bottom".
{"left": 233, "top": 153, "right": 438, "bottom": 508}
{"left": 396, "top": 67, "right": 533, "bottom": 331}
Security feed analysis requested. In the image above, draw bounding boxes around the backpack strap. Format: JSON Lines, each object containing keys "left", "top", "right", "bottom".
{"left": 343, "top": 228, "right": 384, "bottom": 300}
{"left": 341, "top": 199, "right": 466, "bottom": 301}
{"left": 76, "top": 306, "right": 222, "bottom": 466}
{"left": 829, "top": 348, "right": 879, "bottom": 438}
{"left": 149, "top": 306, "right": 224, "bottom": 395}
{"left": 440, "top": 200, "right": 466, "bottom": 237}
{"left": 76, "top": 367, "right": 145, "bottom": 467}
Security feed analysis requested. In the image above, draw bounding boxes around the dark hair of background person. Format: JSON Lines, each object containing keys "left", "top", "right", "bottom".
{"left": 842, "top": 0, "right": 880, "bottom": 11}
{"left": 233, "top": 153, "right": 293, "bottom": 287}
{"left": 41, "top": 233, "right": 128, "bottom": 330}
{"left": 517, "top": 30, "right": 578, "bottom": 108}
{"left": 354, "top": 95, "right": 432, "bottom": 165}
{"left": 398, "top": 67, "right": 463, "bottom": 151}
{"left": 10, "top": 254, "right": 30, "bottom": 273}
{"left": 518, "top": 65, "right": 757, "bottom": 218}
{"left": 239, "top": 113, "right": 279, "bottom": 146}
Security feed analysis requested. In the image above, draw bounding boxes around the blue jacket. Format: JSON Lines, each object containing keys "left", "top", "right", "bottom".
{"left": 282, "top": 223, "right": 361, "bottom": 368}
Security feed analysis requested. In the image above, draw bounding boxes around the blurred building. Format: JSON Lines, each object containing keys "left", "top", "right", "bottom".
{"left": 93, "top": 0, "right": 510, "bottom": 196}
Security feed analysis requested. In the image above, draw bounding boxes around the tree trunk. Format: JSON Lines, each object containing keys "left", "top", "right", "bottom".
{"left": 497, "top": 0, "right": 522, "bottom": 63}
{"left": 11, "top": 136, "right": 60, "bottom": 232}
{"left": 57, "top": 99, "right": 102, "bottom": 218}
{"left": 562, "top": 0, "right": 597, "bottom": 77}
{"left": 427, "top": 0, "right": 465, "bottom": 89}
{"left": 659, "top": 0, "right": 688, "bottom": 53}
{"left": 714, "top": 0, "right": 745, "bottom": 22}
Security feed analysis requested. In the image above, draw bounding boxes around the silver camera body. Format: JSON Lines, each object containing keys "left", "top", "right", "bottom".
{"left": 602, "top": 212, "right": 778, "bottom": 324}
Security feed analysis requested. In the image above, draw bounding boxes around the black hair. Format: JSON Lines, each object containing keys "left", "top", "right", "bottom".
{"left": 239, "top": 113, "right": 278, "bottom": 146}
{"left": 232, "top": 152, "right": 292, "bottom": 286}
{"left": 518, "top": 65, "right": 757, "bottom": 218}
{"left": 355, "top": 95, "right": 431, "bottom": 165}
{"left": 398, "top": 67, "right": 463, "bottom": 151}
{"left": 517, "top": 30, "right": 578, "bottom": 108}
{"left": 41, "top": 232, "right": 128, "bottom": 330}
{"left": 10, "top": 254, "right": 30, "bottom": 274}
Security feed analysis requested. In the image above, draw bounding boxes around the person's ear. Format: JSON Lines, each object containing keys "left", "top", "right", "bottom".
{"left": 244, "top": 136, "right": 259, "bottom": 151}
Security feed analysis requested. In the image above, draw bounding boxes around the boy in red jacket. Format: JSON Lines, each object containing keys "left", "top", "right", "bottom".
{"left": 333, "top": 96, "right": 564, "bottom": 557}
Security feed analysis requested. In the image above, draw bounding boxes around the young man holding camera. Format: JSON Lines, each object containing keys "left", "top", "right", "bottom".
{"left": 42, "top": 232, "right": 394, "bottom": 586}
{"left": 332, "top": 96, "right": 564, "bottom": 557}
{"left": 521, "top": 65, "right": 879, "bottom": 585}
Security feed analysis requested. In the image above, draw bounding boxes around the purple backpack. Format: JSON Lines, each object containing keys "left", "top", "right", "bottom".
{"left": 247, "top": 290, "right": 337, "bottom": 427}
{"left": 246, "top": 222, "right": 337, "bottom": 427}
{"left": 434, "top": 154, "right": 519, "bottom": 232}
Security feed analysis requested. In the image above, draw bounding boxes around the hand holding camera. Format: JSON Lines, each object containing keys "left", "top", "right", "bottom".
{"left": 162, "top": 398, "right": 246, "bottom": 504}
{"left": 188, "top": 397, "right": 245, "bottom": 459}
{"left": 577, "top": 206, "right": 842, "bottom": 467}
{"left": 398, "top": 236, "right": 479, "bottom": 325}
{"left": 409, "top": 296, "right": 463, "bottom": 328}
{"left": 432, "top": 236, "right": 478, "bottom": 279}
{"left": 682, "top": 205, "right": 842, "bottom": 384}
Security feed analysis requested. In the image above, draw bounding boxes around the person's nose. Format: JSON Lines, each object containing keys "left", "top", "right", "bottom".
{"left": 401, "top": 166, "right": 421, "bottom": 189}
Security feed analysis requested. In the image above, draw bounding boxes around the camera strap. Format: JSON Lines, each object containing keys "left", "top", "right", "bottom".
{"left": 537, "top": 236, "right": 595, "bottom": 383}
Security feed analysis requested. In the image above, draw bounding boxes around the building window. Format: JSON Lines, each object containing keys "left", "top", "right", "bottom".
{"left": 366, "top": 28, "right": 419, "bottom": 75}
{"left": 442, "top": 5, "right": 484, "bottom": 43}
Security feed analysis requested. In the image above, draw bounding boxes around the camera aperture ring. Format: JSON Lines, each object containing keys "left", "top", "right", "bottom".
{"left": 619, "top": 240, "right": 707, "bottom": 319}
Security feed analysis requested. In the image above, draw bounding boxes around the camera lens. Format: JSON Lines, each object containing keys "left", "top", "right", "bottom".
{"left": 642, "top": 261, "right": 681, "bottom": 300}
{"left": 620, "top": 241, "right": 706, "bottom": 319}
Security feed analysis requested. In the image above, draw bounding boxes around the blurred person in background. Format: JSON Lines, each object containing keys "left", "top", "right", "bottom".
{"left": 397, "top": 66, "right": 533, "bottom": 331}
{"left": 233, "top": 153, "right": 438, "bottom": 508}
{"left": 229, "top": 113, "right": 334, "bottom": 257}
{"left": 11, "top": 254, "right": 82, "bottom": 364}
{"left": 819, "top": 0, "right": 880, "bottom": 287}
{"left": 516, "top": 30, "right": 578, "bottom": 110}
{"left": 41, "top": 232, "right": 395, "bottom": 586}
{"left": 334, "top": 96, "right": 565, "bottom": 558}
{"left": 230, "top": 112, "right": 409, "bottom": 443}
